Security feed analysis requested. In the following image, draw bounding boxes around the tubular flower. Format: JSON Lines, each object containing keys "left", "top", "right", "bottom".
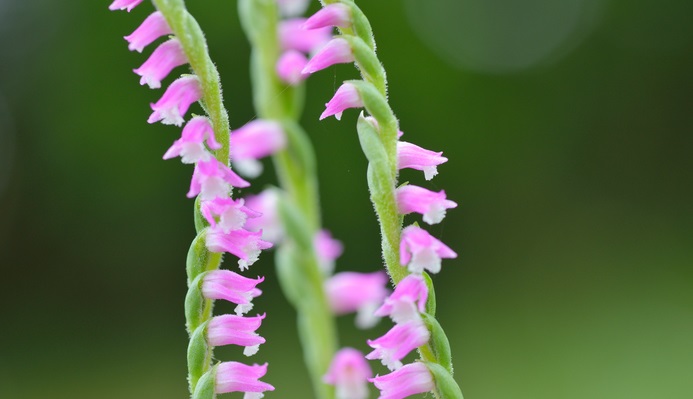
{"left": 375, "top": 274, "right": 429, "bottom": 324}
{"left": 366, "top": 320, "right": 430, "bottom": 371}
{"left": 397, "top": 141, "right": 448, "bottom": 180}
{"left": 396, "top": 185, "right": 458, "bottom": 225}
{"left": 276, "top": 50, "right": 309, "bottom": 85}
{"left": 108, "top": 0, "right": 143, "bottom": 12}
{"left": 325, "top": 271, "right": 389, "bottom": 329}
{"left": 208, "top": 314, "right": 267, "bottom": 356}
{"left": 303, "top": 3, "right": 352, "bottom": 30}
{"left": 215, "top": 362, "right": 275, "bottom": 398}
{"left": 201, "top": 197, "right": 261, "bottom": 234}
{"left": 230, "top": 120, "right": 287, "bottom": 178}
{"left": 314, "top": 229, "right": 344, "bottom": 275}
{"left": 206, "top": 227, "right": 273, "bottom": 270}
{"left": 302, "top": 38, "right": 354, "bottom": 75}
{"left": 243, "top": 189, "right": 283, "bottom": 244}
{"left": 400, "top": 225, "right": 457, "bottom": 274}
{"left": 279, "top": 18, "right": 332, "bottom": 54}
{"left": 320, "top": 82, "right": 363, "bottom": 121}
{"left": 369, "top": 362, "right": 435, "bottom": 399}
{"left": 163, "top": 116, "right": 221, "bottom": 164}
{"left": 201, "top": 270, "right": 264, "bottom": 315}
{"left": 133, "top": 39, "right": 187, "bottom": 89}
{"left": 148, "top": 76, "right": 202, "bottom": 126}
{"left": 324, "top": 348, "right": 372, "bottom": 399}
{"left": 187, "top": 158, "right": 250, "bottom": 200}
{"left": 124, "top": 11, "right": 172, "bottom": 53}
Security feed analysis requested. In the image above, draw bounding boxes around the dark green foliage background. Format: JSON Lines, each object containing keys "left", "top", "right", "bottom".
{"left": 1, "top": 1, "right": 692, "bottom": 398}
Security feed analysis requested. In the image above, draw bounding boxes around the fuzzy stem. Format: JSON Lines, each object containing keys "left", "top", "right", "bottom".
{"left": 238, "top": 1, "right": 338, "bottom": 398}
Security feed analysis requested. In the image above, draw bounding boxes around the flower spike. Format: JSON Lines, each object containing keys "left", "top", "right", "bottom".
{"left": 396, "top": 185, "right": 458, "bottom": 225}
{"left": 302, "top": 38, "right": 354, "bottom": 76}
{"left": 320, "top": 82, "right": 363, "bottom": 120}
{"left": 400, "top": 225, "right": 457, "bottom": 274}
{"left": 134, "top": 39, "right": 187, "bottom": 89}
{"left": 397, "top": 141, "right": 448, "bottom": 180}
{"left": 324, "top": 348, "right": 372, "bottom": 399}
{"left": 303, "top": 3, "right": 352, "bottom": 30}
{"left": 148, "top": 76, "right": 202, "bottom": 126}
{"left": 124, "top": 12, "right": 172, "bottom": 53}
{"left": 108, "top": 0, "right": 143, "bottom": 12}
{"left": 369, "top": 362, "right": 435, "bottom": 399}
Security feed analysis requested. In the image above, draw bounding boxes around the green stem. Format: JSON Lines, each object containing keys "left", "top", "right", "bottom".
{"left": 238, "top": 1, "right": 338, "bottom": 398}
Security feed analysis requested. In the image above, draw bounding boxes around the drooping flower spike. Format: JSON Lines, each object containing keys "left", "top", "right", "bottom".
{"left": 397, "top": 141, "right": 448, "bottom": 180}
{"left": 124, "top": 11, "right": 172, "bottom": 53}
{"left": 366, "top": 320, "right": 430, "bottom": 371}
{"left": 108, "top": 0, "right": 143, "bottom": 12}
{"left": 201, "top": 197, "right": 261, "bottom": 234}
{"left": 133, "top": 39, "right": 187, "bottom": 89}
{"left": 325, "top": 271, "right": 389, "bottom": 329}
{"left": 314, "top": 229, "right": 344, "bottom": 275}
{"left": 369, "top": 362, "right": 435, "bottom": 399}
{"left": 279, "top": 18, "right": 332, "bottom": 54}
{"left": 187, "top": 157, "right": 250, "bottom": 200}
{"left": 302, "top": 38, "right": 354, "bottom": 76}
{"left": 320, "top": 82, "right": 363, "bottom": 120}
{"left": 230, "top": 120, "right": 287, "bottom": 178}
{"left": 324, "top": 348, "right": 372, "bottom": 399}
{"left": 201, "top": 270, "right": 264, "bottom": 315}
{"left": 163, "top": 116, "right": 221, "bottom": 164}
{"left": 375, "top": 274, "right": 429, "bottom": 324}
{"left": 214, "top": 362, "right": 275, "bottom": 398}
{"left": 148, "top": 75, "right": 202, "bottom": 126}
{"left": 396, "top": 185, "right": 458, "bottom": 225}
{"left": 207, "top": 313, "right": 267, "bottom": 356}
{"left": 206, "top": 227, "right": 273, "bottom": 271}
{"left": 302, "top": 3, "right": 352, "bottom": 30}
{"left": 276, "top": 50, "right": 309, "bottom": 85}
{"left": 400, "top": 225, "right": 457, "bottom": 274}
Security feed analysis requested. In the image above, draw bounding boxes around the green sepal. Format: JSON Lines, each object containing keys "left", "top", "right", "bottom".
{"left": 350, "top": 80, "right": 395, "bottom": 130}
{"left": 422, "top": 272, "right": 437, "bottom": 316}
{"left": 186, "top": 229, "right": 223, "bottom": 286}
{"left": 357, "top": 113, "right": 393, "bottom": 196}
{"left": 342, "top": 1, "right": 376, "bottom": 51}
{"left": 191, "top": 365, "right": 217, "bottom": 399}
{"left": 185, "top": 273, "right": 208, "bottom": 333}
{"left": 194, "top": 196, "right": 210, "bottom": 233}
{"left": 343, "top": 35, "right": 386, "bottom": 95}
{"left": 421, "top": 313, "right": 453, "bottom": 374}
{"left": 188, "top": 321, "right": 212, "bottom": 393}
{"left": 277, "top": 195, "right": 314, "bottom": 252}
{"left": 425, "top": 361, "right": 464, "bottom": 399}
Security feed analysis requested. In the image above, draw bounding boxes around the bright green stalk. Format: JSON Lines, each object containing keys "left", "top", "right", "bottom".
{"left": 238, "top": 1, "right": 338, "bottom": 399}
{"left": 316, "top": 1, "right": 464, "bottom": 398}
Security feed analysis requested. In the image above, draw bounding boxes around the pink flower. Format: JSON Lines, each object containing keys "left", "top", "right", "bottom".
{"left": 230, "top": 120, "right": 287, "bottom": 178}
{"left": 302, "top": 38, "right": 354, "bottom": 76}
{"left": 369, "top": 362, "right": 435, "bottom": 399}
{"left": 208, "top": 314, "right": 266, "bottom": 356}
{"left": 276, "top": 50, "right": 309, "bottom": 85}
{"left": 148, "top": 76, "right": 202, "bottom": 126}
{"left": 375, "top": 274, "right": 428, "bottom": 324}
{"left": 202, "top": 270, "right": 264, "bottom": 315}
{"left": 215, "top": 362, "right": 275, "bottom": 397}
{"left": 206, "top": 227, "right": 273, "bottom": 270}
{"left": 279, "top": 19, "right": 332, "bottom": 54}
{"left": 320, "top": 82, "right": 363, "bottom": 121}
{"left": 133, "top": 39, "right": 187, "bottom": 89}
{"left": 400, "top": 225, "right": 457, "bottom": 274}
{"left": 396, "top": 185, "right": 457, "bottom": 225}
{"left": 108, "top": 0, "right": 143, "bottom": 12}
{"left": 201, "top": 197, "right": 261, "bottom": 233}
{"left": 324, "top": 348, "right": 372, "bottom": 399}
{"left": 397, "top": 141, "right": 448, "bottom": 180}
{"left": 187, "top": 158, "right": 250, "bottom": 200}
{"left": 303, "top": 3, "right": 352, "bottom": 30}
{"left": 276, "top": 0, "right": 310, "bottom": 18}
{"left": 124, "top": 11, "right": 172, "bottom": 53}
{"left": 163, "top": 116, "right": 221, "bottom": 164}
{"left": 325, "top": 271, "right": 389, "bottom": 329}
{"left": 314, "top": 229, "right": 343, "bottom": 275}
{"left": 244, "top": 189, "right": 283, "bottom": 244}
{"left": 366, "top": 320, "right": 430, "bottom": 370}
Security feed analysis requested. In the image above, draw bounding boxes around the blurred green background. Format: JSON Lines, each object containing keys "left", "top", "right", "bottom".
{"left": 1, "top": 0, "right": 692, "bottom": 398}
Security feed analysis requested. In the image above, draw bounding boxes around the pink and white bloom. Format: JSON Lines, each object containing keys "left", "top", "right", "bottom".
{"left": 396, "top": 185, "right": 458, "bottom": 225}
{"left": 366, "top": 320, "right": 430, "bottom": 371}
{"left": 230, "top": 120, "right": 287, "bottom": 178}
{"left": 148, "top": 76, "right": 202, "bottom": 126}
{"left": 208, "top": 314, "right": 266, "bottom": 356}
{"left": 314, "top": 229, "right": 343, "bottom": 275}
{"left": 320, "top": 82, "right": 363, "bottom": 120}
{"left": 279, "top": 19, "right": 332, "bottom": 54}
{"left": 108, "top": 0, "right": 143, "bottom": 12}
{"left": 369, "top": 362, "right": 435, "bottom": 399}
{"left": 325, "top": 271, "right": 389, "bottom": 329}
{"left": 215, "top": 362, "right": 275, "bottom": 397}
{"left": 303, "top": 3, "right": 352, "bottom": 30}
{"left": 202, "top": 270, "right": 264, "bottom": 315}
{"left": 244, "top": 189, "right": 283, "bottom": 244}
{"left": 133, "top": 39, "right": 187, "bottom": 89}
{"left": 124, "top": 11, "right": 172, "bottom": 53}
{"left": 276, "top": 0, "right": 310, "bottom": 18}
{"left": 375, "top": 274, "right": 429, "bottom": 324}
{"left": 187, "top": 158, "right": 250, "bottom": 200}
{"left": 302, "top": 38, "right": 354, "bottom": 76}
{"left": 206, "top": 227, "right": 273, "bottom": 270}
{"left": 397, "top": 141, "right": 448, "bottom": 180}
{"left": 163, "top": 116, "right": 221, "bottom": 164}
{"left": 400, "top": 225, "right": 457, "bottom": 274}
{"left": 276, "top": 50, "right": 309, "bottom": 85}
{"left": 202, "top": 197, "right": 261, "bottom": 233}
{"left": 324, "top": 348, "right": 372, "bottom": 399}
